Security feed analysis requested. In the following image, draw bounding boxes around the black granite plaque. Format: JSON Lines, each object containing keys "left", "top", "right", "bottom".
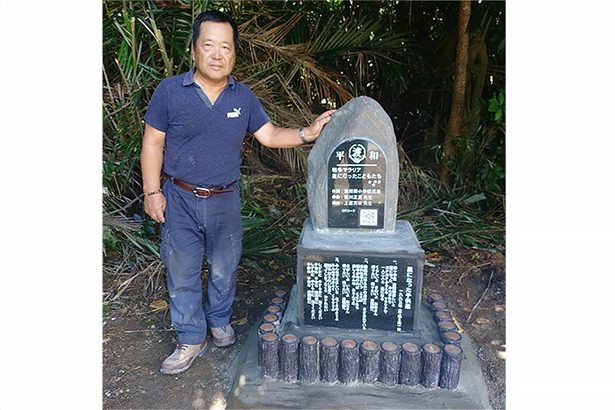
{"left": 327, "top": 139, "right": 386, "bottom": 229}
{"left": 301, "top": 254, "right": 418, "bottom": 332}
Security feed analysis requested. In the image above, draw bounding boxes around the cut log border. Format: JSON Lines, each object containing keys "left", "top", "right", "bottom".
{"left": 439, "top": 344, "right": 463, "bottom": 390}
{"left": 339, "top": 339, "right": 359, "bottom": 384}
{"left": 359, "top": 340, "right": 380, "bottom": 383}
{"left": 298, "top": 335, "right": 319, "bottom": 383}
{"left": 320, "top": 337, "right": 339, "bottom": 383}
{"left": 279, "top": 333, "right": 299, "bottom": 382}
{"left": 399, "top": 342, "right": 422, "bottom": 386}
{"left": 255, "top": 288, "right": 466, "bottom": 391}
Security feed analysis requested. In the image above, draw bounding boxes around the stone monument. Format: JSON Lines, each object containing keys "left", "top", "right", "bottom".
{"left": 297, "top": 96, "right": 425, "bottom": 333}
{"left": 228, "top": 97, "right": 492, "bottom": 410}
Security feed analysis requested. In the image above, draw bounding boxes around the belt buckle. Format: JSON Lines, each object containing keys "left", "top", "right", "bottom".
{"left": 192, "top": 187, "right": 211, "bottom": 198}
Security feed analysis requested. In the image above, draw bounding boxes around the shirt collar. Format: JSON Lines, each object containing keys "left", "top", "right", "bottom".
{"left": 183, "top": 68, "right": 236, "bottom": 90}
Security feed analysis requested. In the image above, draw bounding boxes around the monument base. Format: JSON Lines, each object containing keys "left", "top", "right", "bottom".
{"left": 297, "top": 219, "right": 425, "bottom": 332}
{"left": 227, "top": 285, "right": 492, "bottom": 409}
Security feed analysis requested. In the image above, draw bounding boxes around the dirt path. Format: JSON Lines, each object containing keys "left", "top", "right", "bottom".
{"left": 103, "top": 247, "right": 505, "bottom": 409}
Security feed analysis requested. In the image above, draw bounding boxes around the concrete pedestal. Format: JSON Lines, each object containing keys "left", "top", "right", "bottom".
{"left": 297, "top": 219, "right": 425, "bottom": 332}
{"left": 227, "top": 286, "right": 492, "bottom": 409}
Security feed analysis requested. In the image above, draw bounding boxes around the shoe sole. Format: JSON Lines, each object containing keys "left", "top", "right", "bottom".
{"left": 160, "top": 342, "right": 208, "bottom": 375}
{"left": 213, "top": 337, "right": 236, "bottom": 348}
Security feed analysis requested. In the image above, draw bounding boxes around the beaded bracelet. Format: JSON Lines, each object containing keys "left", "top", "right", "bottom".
{"left": 143, "top": 189, "right": 162, "bottom": 197}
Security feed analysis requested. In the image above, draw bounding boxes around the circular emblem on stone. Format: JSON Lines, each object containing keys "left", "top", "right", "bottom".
{"left": 348, "top": 143, "right": 366, "bottom": 163}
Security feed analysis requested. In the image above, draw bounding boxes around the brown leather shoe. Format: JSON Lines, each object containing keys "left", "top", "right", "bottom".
{"left": 211, "top": 325, "right": 235, "bottom": 347}
{"left": 160, "top": 340, "right": 208, "bottom": 375}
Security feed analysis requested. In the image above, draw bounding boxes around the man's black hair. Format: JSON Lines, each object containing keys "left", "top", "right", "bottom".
{"left": 192, "top": 10, "right": 239, "bottom": 50}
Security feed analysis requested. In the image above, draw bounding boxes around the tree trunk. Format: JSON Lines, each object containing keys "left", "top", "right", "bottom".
{"left": 440, "top": 0, "right": 472, "bottom": 187}
{"left": 467, "top": 34, "right": 489, "bottom": 134}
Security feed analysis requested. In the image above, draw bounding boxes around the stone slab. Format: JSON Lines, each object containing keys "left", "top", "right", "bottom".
{"left": 307, "top": 96, "right": 399, "bottom": 233}
{"left": 296, "top": 218, "right": 425, "bottom": 332}
{"left": 298, "top": 218, "right": 423, "bottom": 256}
{"left": 227, "top": 286, "right": 492, "bottom": 409}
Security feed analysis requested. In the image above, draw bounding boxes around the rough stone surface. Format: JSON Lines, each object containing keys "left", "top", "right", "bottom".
{"left": 298, "top": 218, "right": 423, "bottom": 255}
{"left": 307, "top": 96, "right": 399, "bottom": 232}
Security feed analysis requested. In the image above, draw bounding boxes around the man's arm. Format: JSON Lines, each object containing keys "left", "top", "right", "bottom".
{"left": 252, "top": 110, "right": 336, "bottom": 148}
{"left": 140, "top": 124, "right": 167, "bottom": 223}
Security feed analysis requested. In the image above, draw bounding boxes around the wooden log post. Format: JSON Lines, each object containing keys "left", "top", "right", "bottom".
{"left": 260, "top": 332, "right": 279, "bottom": 379}
{"left": 263, "top": 313, "right": 280, "bottom": 327}
{"left": 320, "top": 337, "right": 339, "bottom": 383}
{"left": 431, "top": 301, "right": 449, "bottom": 312}
{"left": 434, "top": 310, "right": 453, "bottom": 323}
{"left": 399, "top": 342, "right": 422, "bottom": 386}
{"left": 439, "top": 344, "right": 463, "bottom": 390}
{"left": 258, "top": 323, "right": 275, "bottom": 337}
{"left": 273, "top": 289, "right": 288, "bottom": 300}
{"left": 442, "top": 331, "right": 462, "bottom": 347}
{"left": 338, "top": 339, "right": 359, "bottom": 384}
{"left": 359, "top": 340, "right": 381, "bottom": 383}
{"left": 279, "top": 333, "right": 299, "bottom": 383}
{"left": 379, "top": 341, "right": 401, "bottom": 386}
{"left": 266, "top": 305, "right": 282, "bottom": 320}
{"left": 270, "top": 297, "right": 286, "bottom": 311}
{"left": 437, "top": 320, "right": 458, "bottom": 335}
{"left": 428, "top": 293, "right": 444, "bottom": 304}
{"left": 257, "top": 323, "right": 275, "bottom": 365}
{"left": 420, "top": 343, "right": 443, "bottom": 388}
{"left": 298, "top": 336, "right": 318, "bottom": 383}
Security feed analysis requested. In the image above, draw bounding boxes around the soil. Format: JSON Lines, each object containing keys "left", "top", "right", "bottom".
{"left": 103, "top": 246, "right": 505, "bottom": 409}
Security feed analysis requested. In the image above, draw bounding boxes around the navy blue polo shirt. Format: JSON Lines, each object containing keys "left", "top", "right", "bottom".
{"left": 144, "top": 69, "right": 270, "bottom": 187}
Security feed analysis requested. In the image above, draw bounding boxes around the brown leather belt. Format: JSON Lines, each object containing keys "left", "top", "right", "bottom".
{"left": 172, "top": 178, "right": 235, "bottom": 198}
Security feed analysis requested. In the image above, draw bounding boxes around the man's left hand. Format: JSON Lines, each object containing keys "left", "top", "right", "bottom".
{"left": 304, "top": 109, "right": 336, "bottom": 142}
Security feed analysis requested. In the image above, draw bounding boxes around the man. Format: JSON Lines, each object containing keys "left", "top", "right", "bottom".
{"left": 140, "top": 10, "right": 334, "bottom": 375}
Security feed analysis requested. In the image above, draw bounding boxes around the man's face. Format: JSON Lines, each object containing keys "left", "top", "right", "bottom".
{"left": 192, "top": 21, "right": 236, "bottom": 84}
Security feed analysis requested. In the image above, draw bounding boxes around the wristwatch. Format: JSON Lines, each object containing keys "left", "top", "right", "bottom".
{"left": 298, "top": 127, "right": 309, "bottom": 144}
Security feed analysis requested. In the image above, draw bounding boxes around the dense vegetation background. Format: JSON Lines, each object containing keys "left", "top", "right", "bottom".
{"left": 102, "top": 0, "right": 505, "bottom": 304}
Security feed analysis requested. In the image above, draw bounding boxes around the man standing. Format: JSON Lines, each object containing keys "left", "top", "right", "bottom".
{"left": 140, "top": 10, "right": 334, "bottom": 375}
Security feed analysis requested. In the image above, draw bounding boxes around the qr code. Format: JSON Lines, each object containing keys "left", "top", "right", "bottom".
{"left": 359, "top": 209, "right": 378, "bottom": 226}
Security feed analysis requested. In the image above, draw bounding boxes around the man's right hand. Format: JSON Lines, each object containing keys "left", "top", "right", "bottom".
{"left": 144, "top": 192, "right": 166, "bottom": 223}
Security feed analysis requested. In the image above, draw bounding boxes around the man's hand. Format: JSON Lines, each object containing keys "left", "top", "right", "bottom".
{"left": 304, "top": 109, "right": 336, "bottom": 142}
{"left": 144, "top": 192, "right": 166, "bottom": 223}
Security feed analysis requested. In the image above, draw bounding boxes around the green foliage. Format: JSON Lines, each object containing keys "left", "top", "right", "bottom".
{"left": 102, "top": 0, "right": 421, "bottom": 269}
{"left": 488, "top": 89, "right": 505, "bottom": 123}
{"left": 102, "top": 1, "right": 505, "bottom": 302}
{"left": 397, "top": 164, "right": 504, "bottom": 251}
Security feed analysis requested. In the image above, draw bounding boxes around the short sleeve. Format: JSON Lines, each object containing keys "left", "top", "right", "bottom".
{"left": 144, "top": 80, "right": 169, "bottom": 132}
{"left": 247, "top": 91, "right": 270, "bottom": 133}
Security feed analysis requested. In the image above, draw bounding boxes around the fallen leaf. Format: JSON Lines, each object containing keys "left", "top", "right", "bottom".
{"left": 149, "top": 299, "right": 168, "bottom": 311}
{"left": 475, "top": 317, "right": 490, "bottom": 324}
{"left": 494, "top": 304, "right": 505, "bottom": 312}
{"left": 231, "top": 315, "right": 248, "bottom": 326}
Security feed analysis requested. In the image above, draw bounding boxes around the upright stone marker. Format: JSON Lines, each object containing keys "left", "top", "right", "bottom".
{"left": 308, "top": 97, "right": 399, "bottom": 232}
{"left": 297, "top": 96, "right": 425, "bottom": 333}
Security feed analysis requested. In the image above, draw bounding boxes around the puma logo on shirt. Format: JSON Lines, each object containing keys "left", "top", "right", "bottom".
{"left": 227, "top": 107, "right": 241, "bottom": 118}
